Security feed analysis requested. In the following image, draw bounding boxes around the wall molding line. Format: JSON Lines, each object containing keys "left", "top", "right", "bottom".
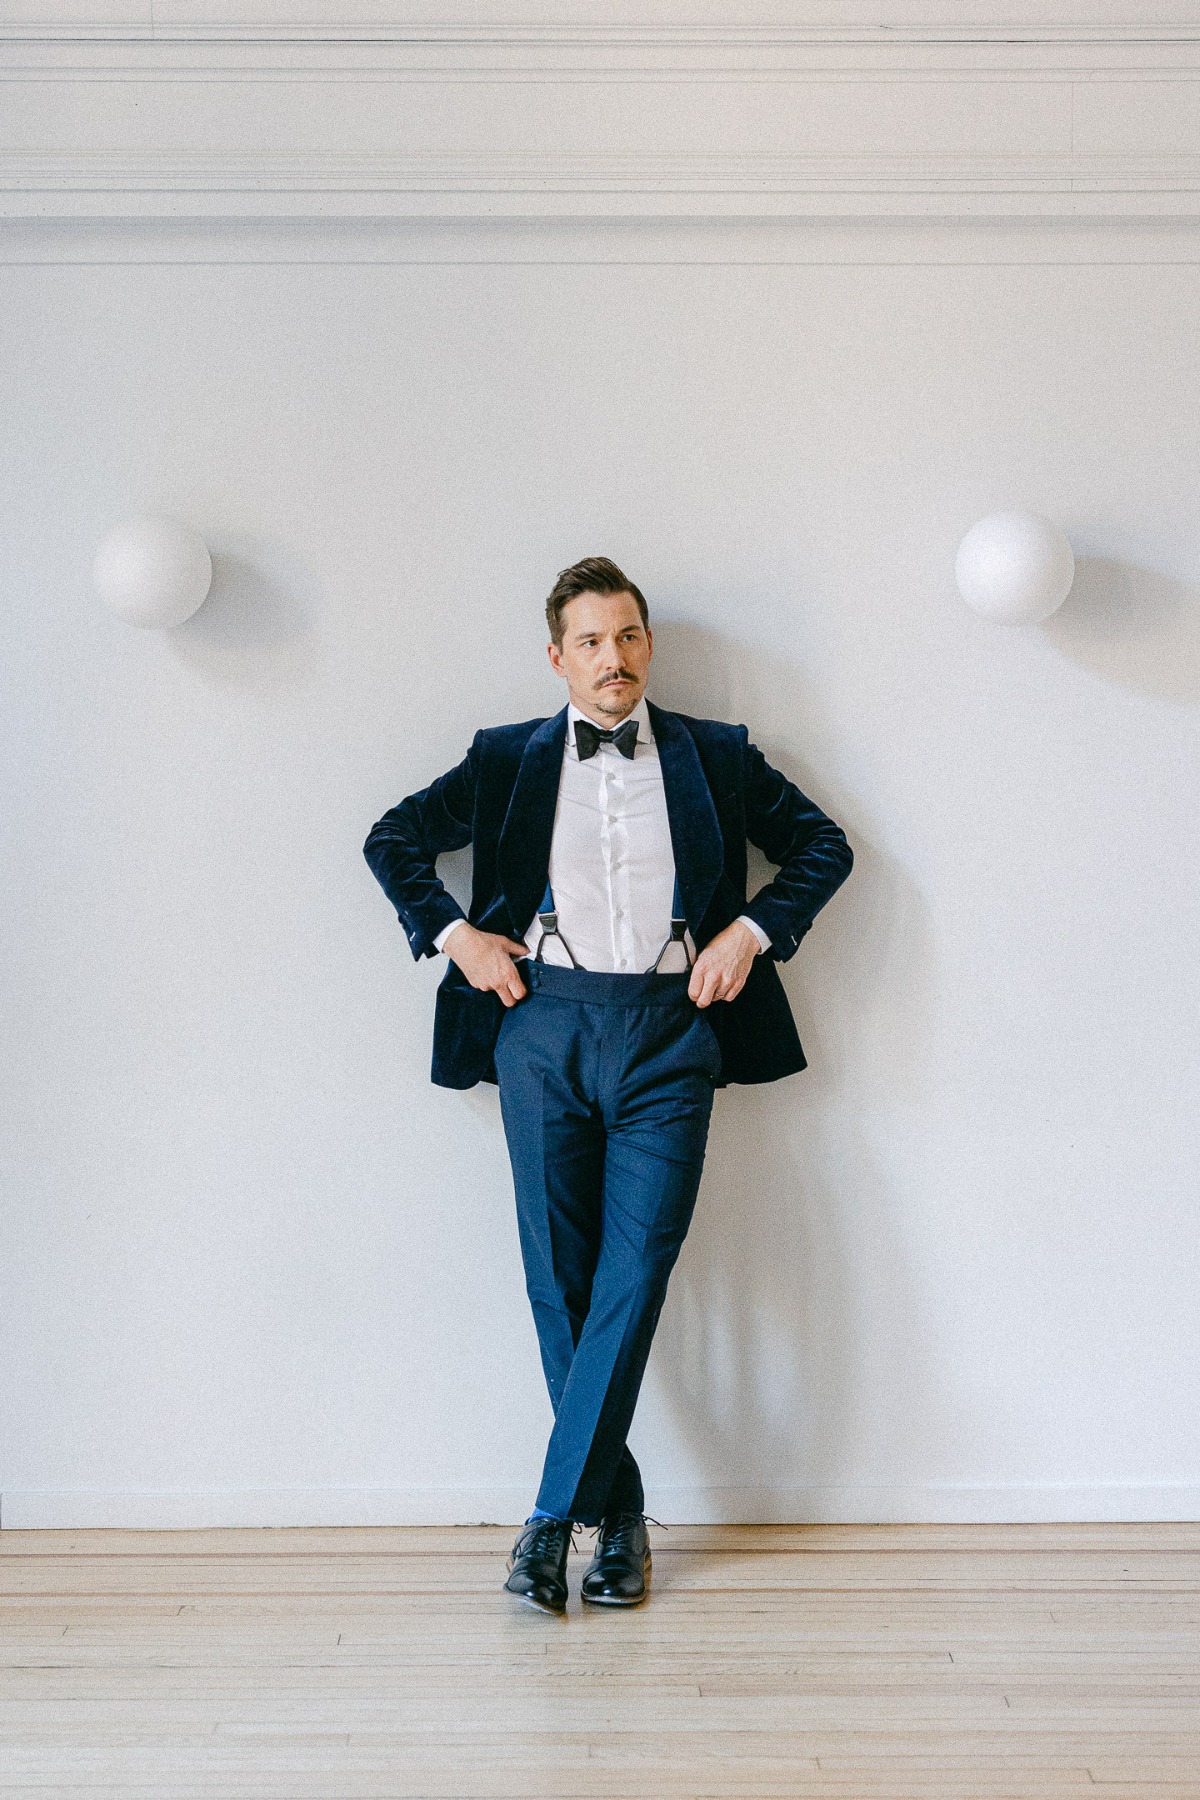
{"left": 6, "top": 14, "right": 1200, "bottom": 225}
{"left": 6, "top": 1482, "right": 1200, "bottom": 1529}
{"left": 5, "top": 21, "right": 1200, "bottom": 47}
{"left": 7, "top": 153, "right": 1200, "bottom": 224}
{"left": 5, "top": 30, "right": 1200, "bottom": 74}
{"left": 6, "top": 217, "right": 1200, "bottom": 264}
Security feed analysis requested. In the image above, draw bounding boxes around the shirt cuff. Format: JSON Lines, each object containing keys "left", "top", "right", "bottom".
{"left": 432, "top": 919, "right": 467, "bottom": 955}
{"left": 736, "top": 914, "right": 771, "bottom": 954}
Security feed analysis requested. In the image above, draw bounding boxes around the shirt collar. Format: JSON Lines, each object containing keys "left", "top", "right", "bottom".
{"left": 566, "top": 694, "right": 652, "bottom": 755}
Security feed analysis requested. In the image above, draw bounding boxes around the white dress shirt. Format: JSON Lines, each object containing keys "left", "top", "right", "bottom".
{"left": 434, "top": 695, "right": 770, "bottom": 972}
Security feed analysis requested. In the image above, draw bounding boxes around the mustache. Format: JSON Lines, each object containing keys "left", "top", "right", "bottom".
{"left": 594, "top": 670, "right": 637, "bottom": 689}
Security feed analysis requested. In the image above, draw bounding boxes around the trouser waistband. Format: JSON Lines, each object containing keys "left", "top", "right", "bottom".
{"left": 523, "top": 962, "right": 694, "bottom": 1007}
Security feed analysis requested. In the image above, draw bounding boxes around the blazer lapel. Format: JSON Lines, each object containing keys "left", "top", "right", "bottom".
{"left": 496, "top": 706, "right": 568, "bottom": 934}
{"left": 496, "top": 700, "right": 724, "bottom": 941}
{"left": 647, "top": 700, "right": 724, "bottom": 933}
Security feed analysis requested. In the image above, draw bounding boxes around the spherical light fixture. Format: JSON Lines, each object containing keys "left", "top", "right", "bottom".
{"left": 954, "top": 512, "right": 1075, "bottom": 625}
{"left": 93, "top": 514, "right": 213, "bottom": 628}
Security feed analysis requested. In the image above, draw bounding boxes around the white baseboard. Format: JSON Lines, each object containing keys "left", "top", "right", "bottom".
{"left": 4, "top": 1482, "right": 1199, "bottom": 1530}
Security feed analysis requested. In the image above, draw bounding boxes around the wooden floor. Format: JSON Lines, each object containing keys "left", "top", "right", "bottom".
{"left": 1, "top": 1523, "right": 1198, "bottom": 1798}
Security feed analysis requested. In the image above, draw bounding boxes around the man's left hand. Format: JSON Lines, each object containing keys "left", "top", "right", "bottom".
{"left": 688, "top": 919, "right": 762, "bottom": 1009}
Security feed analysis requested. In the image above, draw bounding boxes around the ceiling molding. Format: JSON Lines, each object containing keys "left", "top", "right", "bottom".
{"left": 5, "top": 15, "right": 1200, "bottom": 227}
{"left": 7, "top": 214, "right": 1200, "bottom": 265}
{"left": 6, "top": 151, "right": 1200, "bottom": 222}
{"left": 5, "top": 15, "right": 1200, "bottom": 47}
{"left": 6, "top": 44, "right": 1200, "bottom": 78}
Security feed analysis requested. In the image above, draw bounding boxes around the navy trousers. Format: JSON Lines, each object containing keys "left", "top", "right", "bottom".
{"left": 493, "top": 961, "right": 721, "bottom": 1527}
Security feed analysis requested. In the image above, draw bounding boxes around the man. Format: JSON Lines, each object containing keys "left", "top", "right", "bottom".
{"left": 363, "top": 556, "right": 853, "bottom": 1615}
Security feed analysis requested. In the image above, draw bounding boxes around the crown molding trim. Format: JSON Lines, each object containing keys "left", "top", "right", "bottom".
{"left": 5, "top": 31, "right": 1200, "bottom": 67}
{"left": 5, "top": 16, "right": 1200, "bottom": 45}
{"left": 6, "top": 151, "right": 1200, "bottom": 222}
{"left": 6, "top": 15, "right": 1200, "bottom": 227}
{"left": 5, "top": 215, "right": 1200, "bottom": 264}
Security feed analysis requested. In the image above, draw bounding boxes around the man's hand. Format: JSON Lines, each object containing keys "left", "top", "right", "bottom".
{"left": 442, "top": 922, "right": 529, "bottom": 1007}
{"left": 688, "top": 919, "right": 762, "bottom": 1009}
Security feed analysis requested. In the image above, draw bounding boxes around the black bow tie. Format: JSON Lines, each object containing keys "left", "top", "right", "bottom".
{"left": 574, "top": 717, "right": 639, "bottom": 761}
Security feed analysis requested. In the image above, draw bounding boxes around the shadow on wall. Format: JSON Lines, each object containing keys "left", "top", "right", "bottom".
{"left": 630, "top": 621, "right": 941, "bottom": 1516}
{"left": 635, "top": 549, "right": 1200, "bottom": 1515}
{"left": 1043, "top": 554, "right": 1200, "bottom": 704}
{"left": 166, "top": 531, "right": 324, "bottom": 694}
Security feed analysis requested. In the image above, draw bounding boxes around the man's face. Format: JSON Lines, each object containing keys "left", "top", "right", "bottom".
{"left": 547, "top": 589, "right": 653, "bottom": 724}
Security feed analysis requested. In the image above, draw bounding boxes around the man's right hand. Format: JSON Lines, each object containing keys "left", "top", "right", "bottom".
{"left": 441, "top": 922, "right": 529, "bottom": 1007}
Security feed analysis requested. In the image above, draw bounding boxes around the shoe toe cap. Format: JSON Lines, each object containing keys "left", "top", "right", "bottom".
{"left": 581, "top": 1564, "right": 648, "bottom": 1601}
{"left": 505, "top": 1571, "right": 566, "bottom": 1612}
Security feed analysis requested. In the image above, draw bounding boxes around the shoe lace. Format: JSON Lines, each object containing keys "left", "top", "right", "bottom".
{"left": 597, "top": 1510, "right": 665, "bottom": 1550}
{"left": 515, "top": 1517, "right": 582, "bottom": 1560}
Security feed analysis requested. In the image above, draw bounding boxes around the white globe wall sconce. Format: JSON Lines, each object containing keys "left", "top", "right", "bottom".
{"left": 954, "top": 511, "right": 1075, "bottom": 625}
{"left": 93, "top": 514, "right": 213, "bottom": 628}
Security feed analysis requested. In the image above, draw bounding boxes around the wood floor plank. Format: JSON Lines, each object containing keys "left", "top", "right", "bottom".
{"left": 2, "top": 1523, "right": 1198, "bottom": 1797}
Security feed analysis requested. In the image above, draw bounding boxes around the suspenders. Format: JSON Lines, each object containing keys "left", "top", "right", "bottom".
{"left": 533, "top": 878, "right": 694, "bottom": 974}
{"left": 532, "top": 880, "right": 580, "bottom": 969}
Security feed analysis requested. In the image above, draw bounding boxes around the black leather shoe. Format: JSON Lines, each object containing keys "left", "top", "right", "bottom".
{"left": 503, "top": 1517, "right": 578, "bottom": 1614}
{"left": 580, "top": 1511, "right": 652, "bottom": 1606}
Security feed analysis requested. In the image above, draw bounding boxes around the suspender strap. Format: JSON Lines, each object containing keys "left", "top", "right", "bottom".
{"left": 534, "top": 879, "right": 579, "bottom": 967}
{"left": 535, "top": 877, "right": 692, "bottom": 973}
{"left": 646, "top": 875, "right": 694, "bottom": 974}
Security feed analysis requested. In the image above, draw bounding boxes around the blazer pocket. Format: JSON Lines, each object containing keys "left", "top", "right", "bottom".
{"left": 432, "top": 981, "right": 504, "bottom": 1088}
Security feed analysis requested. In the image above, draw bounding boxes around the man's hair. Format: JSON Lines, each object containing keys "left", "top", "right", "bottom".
{"left": 545, "top": 556, "right": 649, "bottom": 647}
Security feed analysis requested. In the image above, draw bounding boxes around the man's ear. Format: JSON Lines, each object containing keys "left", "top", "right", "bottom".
{"left": 547, "top": 640, "right": 565, "bottom": 679}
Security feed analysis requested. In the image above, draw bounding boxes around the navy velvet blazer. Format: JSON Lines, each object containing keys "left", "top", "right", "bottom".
{"left": 362, "top": 700, "right": 853, "bottom": 1090}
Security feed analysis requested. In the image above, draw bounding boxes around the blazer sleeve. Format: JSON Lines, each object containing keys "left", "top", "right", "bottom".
{"left": 362, "top": 733, "right": 480, "bottom": 960}
{"left": 736, "top": 733, "right": 854, "bottom": 961}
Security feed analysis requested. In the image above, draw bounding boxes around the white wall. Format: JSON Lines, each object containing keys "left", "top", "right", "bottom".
{"left": 3, "top": 9, "right": 1200, "bottom": 1528}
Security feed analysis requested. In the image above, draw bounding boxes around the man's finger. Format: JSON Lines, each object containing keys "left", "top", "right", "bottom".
{"left": 693, "top": 965, "right": 722, "bottom": 1009}
{"left": 496, "top": 964, "right": 525, "bottom": 1003}
{"left": 502, "top": 940, "right": 529, "bottom": 958}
